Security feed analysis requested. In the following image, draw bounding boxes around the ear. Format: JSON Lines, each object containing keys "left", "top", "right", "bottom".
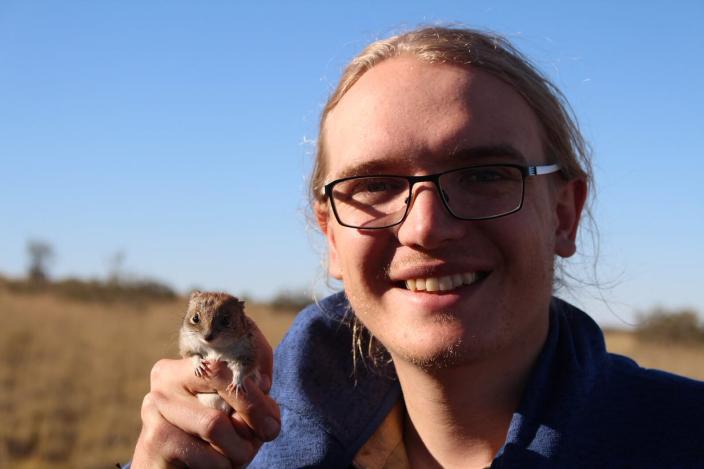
{"left": 553, "top": 178, "right": 588, "bottom": 258}
{"left": 315, "top": 200, "right": 343, "bottom": 280}
{"left": 189, "top": 290, "right": 202, "bottom": 300}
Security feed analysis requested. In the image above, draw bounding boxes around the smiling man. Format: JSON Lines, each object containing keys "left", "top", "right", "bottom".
{"left": 312, "top": 55, "right": 576, "bottom": 466}
{"left": 131, "top": 27, "right": 704, "bottom": 468}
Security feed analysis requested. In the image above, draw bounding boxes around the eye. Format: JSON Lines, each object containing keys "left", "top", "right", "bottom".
{"left": 338, "top": 177, "right": 407, "bottom": 203}
{"left": 220, "top": 316, "right": 232, "bottom": 327}
{"left": 363, "top": 180, "right": 393, "bottom": 193}
{"left": 464, "top": 169, "right": 502, "bottom": 183}
{"left": 363, "top": 178, "right": 405, "bottom": 194}
{"left": 191, "top": 313, "right": 200, "bottom": 324}
{"left": 456, "top": 166, "right": 521, "bottom": 186}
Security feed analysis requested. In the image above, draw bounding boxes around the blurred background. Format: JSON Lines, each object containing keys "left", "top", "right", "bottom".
{"left": 1, "top": 1, "right": 703, "bottom": 467}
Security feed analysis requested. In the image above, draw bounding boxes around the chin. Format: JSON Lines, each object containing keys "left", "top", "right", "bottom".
{"left": 397, "top": 345, "right": 467, "bottom": 370}
{"left": 386, "top": 321, "right": 489, "bottom": 371}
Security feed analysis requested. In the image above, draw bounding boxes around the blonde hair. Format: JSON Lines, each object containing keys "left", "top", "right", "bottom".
{"left": 310, "top": 26, "right": 591, "bottom": 203}
{"left": 310, "top": 26, "right": 594, "bottom": 370}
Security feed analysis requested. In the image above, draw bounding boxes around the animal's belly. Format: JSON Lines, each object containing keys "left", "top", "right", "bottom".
{"left": 196, "top": 392, "right": 233, "bottom": 414}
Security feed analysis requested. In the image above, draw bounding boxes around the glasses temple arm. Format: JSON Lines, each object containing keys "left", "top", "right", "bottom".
{"left": 527, "top": 163, "right": 560, "bottom": 176}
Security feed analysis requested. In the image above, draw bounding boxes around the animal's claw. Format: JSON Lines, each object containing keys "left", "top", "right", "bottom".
{"left": 226, "top": 381, "right": 247, "bottom": 398}
{"left": 194, "top": 359, "right": 211, "bottom": 378}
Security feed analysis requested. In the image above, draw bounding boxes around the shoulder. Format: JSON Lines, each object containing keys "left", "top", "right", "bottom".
{"left": 573, "top": 355, "right": 704, "bottom": 465}
{"left": 601, "top": 351, "right": 704, "bottom": 416}
{"left": 539, "top": 299, "right": 704, "bottom": 465}
{"left": 272, "top": 292, "right": 359, "bottom": 404}
{"left": 252, "top": 292, "right": 400, "bottom": 467}
{"left": 579, "top": 338, "right": 704, "bottom": 463}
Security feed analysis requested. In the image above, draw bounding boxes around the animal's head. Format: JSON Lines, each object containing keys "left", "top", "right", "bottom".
{"left": 182, "top": 290, "right": 247, "bottom": 343}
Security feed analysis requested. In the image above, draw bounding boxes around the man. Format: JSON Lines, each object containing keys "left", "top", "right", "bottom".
{"left": 131, "top": 27, "right": 704, "bottom": 468}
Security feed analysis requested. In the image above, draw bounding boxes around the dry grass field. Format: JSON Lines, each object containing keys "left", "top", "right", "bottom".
{"left": 603, "top": 329, "right": 704, "bottom": 380}
{"left": 1, "top": 289, "right": 703, "bottom": 468}
{"left": 0, "top": 290, "right": 296, "bottom": 469}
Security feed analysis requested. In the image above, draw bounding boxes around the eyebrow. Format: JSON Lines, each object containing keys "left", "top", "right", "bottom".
{"left": 329, "top": 144, "right": 529, "bottom": 182}
{"left": 450, "top": 144, "right": 528, "bottom": 165}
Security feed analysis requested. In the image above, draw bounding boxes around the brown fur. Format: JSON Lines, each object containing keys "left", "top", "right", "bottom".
{"left": 179, "top": 291, "right": 258, "bottom": 411}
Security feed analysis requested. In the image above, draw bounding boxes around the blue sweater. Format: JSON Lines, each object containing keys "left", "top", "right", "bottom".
{"left": 252, "top": 292, "right": 704, "bottom": 468}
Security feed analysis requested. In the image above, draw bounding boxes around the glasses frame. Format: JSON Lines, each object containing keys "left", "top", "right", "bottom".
{"left": 322, "top": 163, "right": 561, "bottom": 229}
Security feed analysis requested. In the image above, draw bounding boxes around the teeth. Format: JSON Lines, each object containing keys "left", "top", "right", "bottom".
{"left": 403, "top": 272, "right": 483, "bottom": 292}
{"left": 425, "top": 277, "right": 439, "bottom": 292}
{"left": 438, "top": 277, "right": 453, "bottom": 291}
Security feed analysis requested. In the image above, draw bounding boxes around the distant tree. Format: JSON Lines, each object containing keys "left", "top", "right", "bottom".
{"left": 270, "top": 289, "right": 313, "bottom": 312}
{"left": 27, "top": 240, "right": 54, "bottom": 282}
{"left": 107, "top": 250, "right": 126, "bottom": 284}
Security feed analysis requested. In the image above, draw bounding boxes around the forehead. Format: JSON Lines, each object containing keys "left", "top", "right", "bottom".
{"left": 323, "top": 57, "right": 544, "bottom": 179}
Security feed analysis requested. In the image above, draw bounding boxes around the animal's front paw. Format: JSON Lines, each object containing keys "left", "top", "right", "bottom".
{"left": 194, "top": 359, "right": 211, "bottom": 378}
{"left": 226, "top": 379, "right": 248, "bottom": 398}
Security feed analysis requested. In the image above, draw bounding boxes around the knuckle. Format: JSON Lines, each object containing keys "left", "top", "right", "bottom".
{"left": 227, "top": 440, "right": 256, "bottom": 467}
{"left": 139, "top": 393, "right": 172, "bottom": 441}
{"left": 238, "top": 399, "right": 257, "bottom": 414}
{"left": 140, "top": 392, "right": 158, "bottom": 421}
{"left": 200, "top": 409, "right": 230, "bottom": 441}
{"left": 141, "top": 392, "right": 155, "bottom": 410}
{"left": 149, "top": 359, "right": 170, "bottom": 386}
{"left": 139, "top": 418, "right": 169, "bottom": 450}
{"left": 143, "top": 390, "right": 167, "bottom": 412}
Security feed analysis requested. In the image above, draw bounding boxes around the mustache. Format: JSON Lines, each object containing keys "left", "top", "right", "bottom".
{"left": 383, "top": 249, "right": 476, "bottom": 277}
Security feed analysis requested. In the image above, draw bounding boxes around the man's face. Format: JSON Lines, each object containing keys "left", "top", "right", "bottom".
{"left": 318, "top": 57, "right": 585, "bottom": 368}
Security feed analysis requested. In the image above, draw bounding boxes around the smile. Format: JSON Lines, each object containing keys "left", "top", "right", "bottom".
{"left": 404, "top": 272, "right": 486, "bottom": 292}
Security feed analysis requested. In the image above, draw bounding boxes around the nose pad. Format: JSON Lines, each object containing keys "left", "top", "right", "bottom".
{"left": 405, "top": 182, "right": 449, "bottom": 214}
{"left": 397, "top": 182, "right": 465, "bottom": 248}
{"left": 404, "top": 183, "right": 449, "bottom": 220}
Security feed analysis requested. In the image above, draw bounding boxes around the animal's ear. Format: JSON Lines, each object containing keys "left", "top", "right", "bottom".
{"left": 189, "top": 290, "right": 202, "bottom": 301}
{"left": 238, "top": 300, "right": 246, "bottom": 310}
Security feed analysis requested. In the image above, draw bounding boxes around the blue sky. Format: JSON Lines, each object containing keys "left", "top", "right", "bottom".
{"left": 1, "top": 1, "right": 702, "bottom": 326}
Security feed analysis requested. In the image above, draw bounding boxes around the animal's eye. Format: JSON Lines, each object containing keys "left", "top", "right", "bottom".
{"left": 220, "top": 316, "right": 231, "bottom": 327}
{"left": 191, "top": 313, "right": 200, "bottom": 324}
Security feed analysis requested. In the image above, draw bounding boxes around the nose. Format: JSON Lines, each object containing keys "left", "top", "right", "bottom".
{"left": 396, "top": 182, "right": 466, "bottom": 249}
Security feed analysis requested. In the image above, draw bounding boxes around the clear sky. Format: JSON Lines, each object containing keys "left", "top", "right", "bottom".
{"left": 1, "top": 1, "right": 702, "bottom": 326}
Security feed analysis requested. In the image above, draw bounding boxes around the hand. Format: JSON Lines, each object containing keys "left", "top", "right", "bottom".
{"left": 131, "top": 322, "right": 279, "bottom": 468}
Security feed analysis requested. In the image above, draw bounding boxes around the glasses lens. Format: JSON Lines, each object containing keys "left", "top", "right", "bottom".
{"left": 331, "top": 176, "right": 409, "bottom": 228}
{"left": 440, "top": 166, "right": 524, "bottom": 219}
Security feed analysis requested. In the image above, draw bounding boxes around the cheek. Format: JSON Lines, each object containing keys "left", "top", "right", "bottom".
{"left": 497, "top": 198, "right": 557, "bottom": 287}
{"left": 336, "top": 229, "right": 396, "bottom": 293}
{"left": 485, "top": 194, "right": 556, "bottom": 267}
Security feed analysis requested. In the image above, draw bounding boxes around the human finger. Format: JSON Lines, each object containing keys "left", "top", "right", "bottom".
{"left": 150, "top": 358, "right": 224, "bottom": 396}
{"left": 132, "top": 392, "right": 234, "bottom": 469}
{"left": 206, "top": 365, "right": 281, "bottom": 442}
{"left": 148, "top": 390, "right": 258, "bottom": 465}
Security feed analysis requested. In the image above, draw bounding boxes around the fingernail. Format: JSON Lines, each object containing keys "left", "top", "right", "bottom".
{"left": 262, "top": 417, "right": 280, "bottom": 440}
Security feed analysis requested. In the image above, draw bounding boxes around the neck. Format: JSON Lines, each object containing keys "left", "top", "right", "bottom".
{"left": 392, "top": 320, "right": 548, "bottom": 469}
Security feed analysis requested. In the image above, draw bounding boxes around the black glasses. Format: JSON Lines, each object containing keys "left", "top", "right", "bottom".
{"left": 322, "top": 163, "right": 561, "bottom": 229}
